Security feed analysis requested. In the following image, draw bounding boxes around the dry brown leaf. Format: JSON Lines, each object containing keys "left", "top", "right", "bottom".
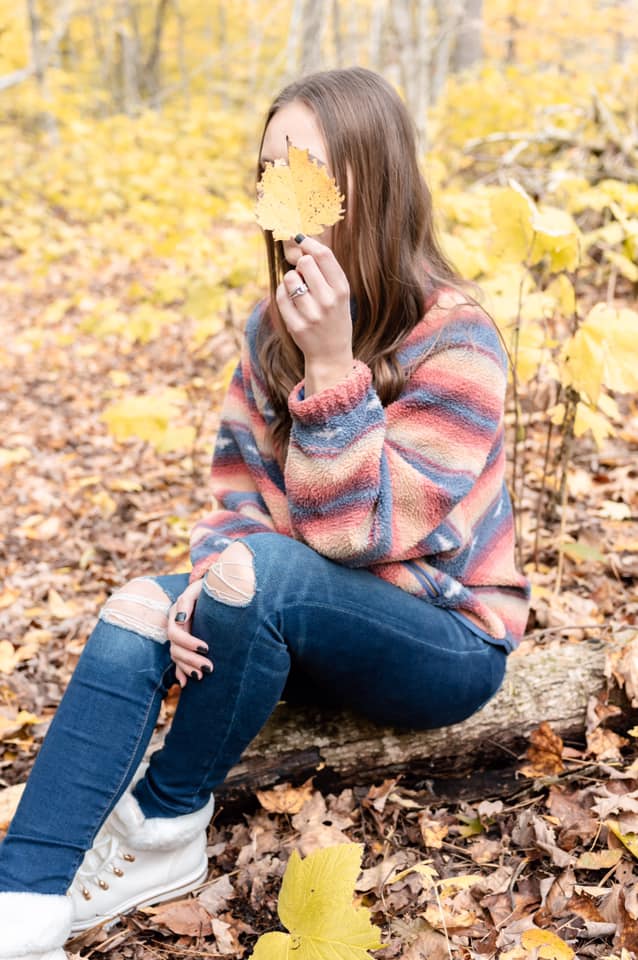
{"left": 519, "top": 721, "right": 565, "bottom": 778}
{"left": 418, "top": 812, "right": 448, "bottom": 849}
{"left": 468, "top": 836, "right": 503, "bottom": 864}
{"left": 143, "top": 898, "right": 213, "bottom": 936}
{"left": 608, "top": 632, "right": 638, "bottom": 707}
{"left": 401, "top": 924, "right": 450, "bottom": 960}
{"left": 531, "top": 815, "right": 573, "bottom": 868}
{"left": 362, "top": 778, "right": 399, "bottom": 813}
{"left": 545, "top": 785, "right": 598, "bottom": 848}
{"left": 0, "top": 710, "right": 41, "bottom": 741}
{"left": 211, "top": 915, "right": 244, "bottom": 956}
{"left": 587, "top": 726, "right": 629, "bottom": 761}
{"left": 256, "top": 777, "right": 314, "bottom": 814}
{"left": 355, "top": 852, "right": 409, "bottom": 893}
{"left": 197, "top": 873, "right": 235, "bottom": 914}
{"left": 255, "top": 143, "right": 345, "bottom": 241}
{"left": 0, "top": 782, "right": 25, "bottom": 832}
{"left": 289, "top": 790, "right": 353, "bottom": 856}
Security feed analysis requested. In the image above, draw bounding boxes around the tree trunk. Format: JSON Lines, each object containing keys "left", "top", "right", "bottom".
{"left": 202, "top": 634, "right": 635, "bottom": 807}
{"left": 368, "top": 0, "right": 386, "bottom": 70}
{"left": 451, "top": 0, "right": 483, "bottom": 73}
{"left": 390, "top": 0, "right": 431, "bottom": 149}
{"left": 431, "top": 0, "right": 463, "bottom": 103}
{"left": 300, "top": 0, "right": 326, "bottom": 75}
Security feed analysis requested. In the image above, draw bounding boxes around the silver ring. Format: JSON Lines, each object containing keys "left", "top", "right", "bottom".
{"left": 289, "top": 282, "right": 309, "bottom": 300}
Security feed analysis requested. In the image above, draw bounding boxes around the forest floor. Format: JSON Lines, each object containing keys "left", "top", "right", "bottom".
{"left": 1, "top": 249, "right": 638, "bottom": 959}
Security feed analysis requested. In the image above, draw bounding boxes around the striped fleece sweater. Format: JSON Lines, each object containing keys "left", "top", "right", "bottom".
{"left": 189, "top": 292, "right": 531, "bottom": 651}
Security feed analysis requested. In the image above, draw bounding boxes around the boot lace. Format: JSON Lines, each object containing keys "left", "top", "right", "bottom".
{"left": 73, "top": 831, "right": 136, "bottom": 900}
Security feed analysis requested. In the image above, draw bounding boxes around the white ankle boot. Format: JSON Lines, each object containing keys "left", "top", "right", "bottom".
{"left": 0, "top": 891, "right": 72, "bottom": 960}
{"left": 67, "top": 789, "right": 214, "bottom": 934}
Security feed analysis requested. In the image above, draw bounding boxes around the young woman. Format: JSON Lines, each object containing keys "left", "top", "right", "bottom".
{"left": 0, "top": 66, "right": 530, "bottom": 959}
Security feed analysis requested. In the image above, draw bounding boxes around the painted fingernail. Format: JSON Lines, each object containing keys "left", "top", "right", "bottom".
{"left": 202, "top": 664, "right": 213, "bottom": 674}
{"left": 175, "top": 611, "right": 187, "bottom": 623}
{"left": 294, "top": 233, "right": 305, "bottom": 244}
{"left": 197, "top": 645, "right": 208, "bottom": 654}
{"left": 190, "top": 670, "right": 199, "bottom": 680}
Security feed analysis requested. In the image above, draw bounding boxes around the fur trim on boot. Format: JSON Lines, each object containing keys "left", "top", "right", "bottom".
{"left": 0, "top": 891, "right": 72, "bottom": 957}
{"left": 108, "top": 790, "right": 215, "bottom": 852}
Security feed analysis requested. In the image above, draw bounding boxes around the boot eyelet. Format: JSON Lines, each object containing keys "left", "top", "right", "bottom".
{"left": 113, "top": 866, "right": 124, "bottom": 876}
{"left": 82, "top": 887, "right": 92, "bottom": 900}
{"left": 122, "top": 852, "right": 136, "bottom": 861}
{"left": 98, "top": 879, "right": 110, "bottom": 889}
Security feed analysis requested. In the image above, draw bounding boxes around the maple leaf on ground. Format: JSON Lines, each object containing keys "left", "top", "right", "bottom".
{"left": 255, "top": 142, "right": 345, "bottom": 241}
{"left": 250, "top": 843, "right": 382, "bottom": 959}
{"left": 519, "top": 721, "right": 565, "bottom": 778}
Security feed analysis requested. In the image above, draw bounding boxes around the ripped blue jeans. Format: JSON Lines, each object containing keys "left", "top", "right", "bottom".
{"left": 0, "top": 532, "right": 508, "bottom": 894}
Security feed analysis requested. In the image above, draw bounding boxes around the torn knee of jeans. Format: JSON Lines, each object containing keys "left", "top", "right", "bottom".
{"left": 99, "top": 577, "right": 172, "bottom": 643}
{"left": 203, "top": 541, "right": 256, "bottom": 607}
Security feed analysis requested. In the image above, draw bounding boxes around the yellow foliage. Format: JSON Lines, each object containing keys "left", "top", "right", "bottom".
{"left": 102, "top": 389, "right": 195, "bottom": 453}
{"left": 561, "top": 303, "right": 638, "bottom": 404}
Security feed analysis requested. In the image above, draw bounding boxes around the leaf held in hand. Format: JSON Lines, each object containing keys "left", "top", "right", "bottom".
{"left": 250, "top": 843, "right": 382, "bottom": 959}
{"left": 255, "top": 143, "right": 345, "bottom": 241}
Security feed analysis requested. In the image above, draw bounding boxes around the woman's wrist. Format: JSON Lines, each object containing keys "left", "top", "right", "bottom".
{"left": 304, "top": 356, "right": 355, "bottom": 397}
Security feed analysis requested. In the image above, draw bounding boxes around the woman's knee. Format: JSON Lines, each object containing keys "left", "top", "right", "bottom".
{"left": 201, "top": 534, "right": 301, "bottom": 610}
{"left": 91, "top": 577, "right": 173, "bottom": 668}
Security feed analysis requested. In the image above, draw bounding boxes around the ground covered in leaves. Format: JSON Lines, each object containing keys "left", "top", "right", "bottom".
{"left": 1, "top": 228, "right": 638, "bottom": 960}
{"left": 63, "top": 749, "right": 638, "bottom": 959}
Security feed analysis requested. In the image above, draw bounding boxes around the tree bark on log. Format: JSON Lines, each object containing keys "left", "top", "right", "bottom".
{"left": 210, "top": 634, "right": 634, "bottom": 806}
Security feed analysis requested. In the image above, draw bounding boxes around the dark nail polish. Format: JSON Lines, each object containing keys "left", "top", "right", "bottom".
{"left": 190, "top": 670, "right": 199, "bottom": 680}
{"left": 202, "top": 664, "right": 213, "bottom": 674}
{"left": 294, "top": 233, "right": 305, "bottom": 244}
{"left": 197, "top": 645, "right": 208, "bottom": 654}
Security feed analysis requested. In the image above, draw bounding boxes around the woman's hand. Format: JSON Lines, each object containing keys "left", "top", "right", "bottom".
{"left": 276, "top": 236, "right": 354, "bottom": 395}
{"left": 167, "top": 579, "right": 213, "bottom": 687}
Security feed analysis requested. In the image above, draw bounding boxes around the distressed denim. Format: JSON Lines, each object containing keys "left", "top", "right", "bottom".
{"left": 0, "top": 532, "right": 507, "bottom": 894}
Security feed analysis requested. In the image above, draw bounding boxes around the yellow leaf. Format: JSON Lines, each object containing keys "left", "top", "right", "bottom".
{"left": 255, "top": 144, "right": 345, "bottom": 241}
{"left": 250, "top": 844, "right": 382, "bottom": 960}
{"left": 0, "top": 711, "right": 41, "bottom": 741}
{"left": 48, "top": 589, "right": 80, "bottom": 619}
{"left": 604, "top": 250, "right": 638, "bottom": 282}
{"left": 606, "top": 819, "right": 638, "bottom": 859}
{"left": 521, "top": 928, "right": 574, "bottom": 960}
{"left": 438, "top": 873, "right": 484, "bottom": 896}
{"left": 529, "top": 204, "right": 582, "bottom": 271}
{"left": 562, "top": 326, "right": 606, "bottom": 405}
{"left": 389, "top": 860, "right": 439, "bottom": 887}
{"left": 575, "top": 849, "right": 623, "bottom": 869}
{"left": 574, "top": 403, "right": 615, "bottom": 449}
{"left": 545, "top": 274, "right": 576, "bottom": 316}
{"left": 102, "top": 389, "right": 192, "bottom": 452}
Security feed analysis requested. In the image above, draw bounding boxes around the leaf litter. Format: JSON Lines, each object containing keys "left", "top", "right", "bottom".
{"left": 1, "top": 190, "right": 638, "bottom": 959}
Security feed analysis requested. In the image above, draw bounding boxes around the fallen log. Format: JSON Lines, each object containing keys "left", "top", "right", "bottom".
{"left": 208, "top": 633, "right": 636, "bottom": 806}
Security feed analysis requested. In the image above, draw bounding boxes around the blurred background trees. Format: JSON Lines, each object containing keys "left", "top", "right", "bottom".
{"left": 2, "top": 0, "right": 637, "bottom": 147}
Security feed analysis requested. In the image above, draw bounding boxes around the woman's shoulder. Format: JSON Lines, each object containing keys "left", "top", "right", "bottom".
{"left": 402, "top": 285, "right": 506, "bottom": 369}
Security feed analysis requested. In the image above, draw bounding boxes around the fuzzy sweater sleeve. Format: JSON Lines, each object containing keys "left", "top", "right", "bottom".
{"left": 284, "top": 308, "right": 508, "bottom": 567}
{"left": 189, "top": 338, "right": 276, "bottom": 583}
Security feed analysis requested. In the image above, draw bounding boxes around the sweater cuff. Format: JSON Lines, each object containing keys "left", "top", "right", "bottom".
{"left": 288, "top": 360, "right": 372, "bottom": 424}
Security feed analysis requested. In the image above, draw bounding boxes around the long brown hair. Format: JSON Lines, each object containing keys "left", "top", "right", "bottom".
{"left": 256, "top": 67, "right": 482, "bottom": 459}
